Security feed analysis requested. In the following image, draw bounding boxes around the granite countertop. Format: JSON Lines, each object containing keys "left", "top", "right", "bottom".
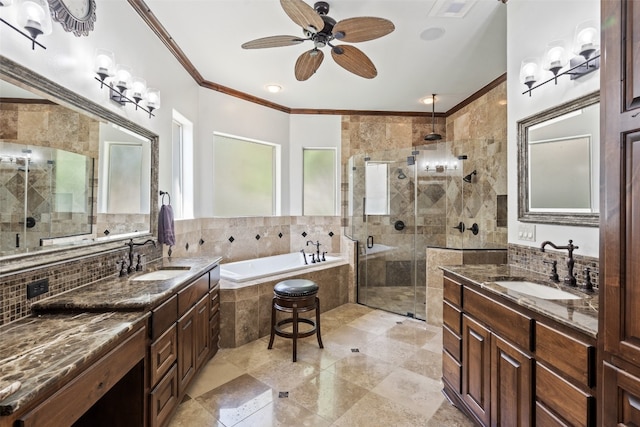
{"left": 32, "top": 256, "right": 222, "bottom": 313}
{"left": 0, "top": 311, "right": 148, "bottom": 415}
{"left": 441, "top": 264, "right": 598, "bottom": 338}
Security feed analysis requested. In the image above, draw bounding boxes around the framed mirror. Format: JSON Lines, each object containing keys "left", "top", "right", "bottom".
{"left": 517, "top": 91, "right": 599, "bottom": 227}
{"left": 0, "top": 55, "right": 158, "bottom": 263}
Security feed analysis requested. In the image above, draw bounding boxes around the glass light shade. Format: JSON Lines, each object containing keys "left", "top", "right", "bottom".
{"left": 0, "top": 0, "right": 15, "bottom": 6}
{"left": 145, "top": 88, "right": 160, "bottom": 111}
{"left": 543, "top": 40, "right": 568, "bottom": 75}
{"left": 94, "top": 49, "right": 115, "bottom": 81}
{"left": 519, "top": 58, "right": 540, "bottom": 88}
{"left": 573, "top": 20, "right": 599, "bottom": 59}
{"left": 113, "top": 64, "right": 132, "bottom": 93}
{"left": 17, "top": 0, "right": 52, "bottom": 38}
{"left": 128, "top": 76, "right": 147, "bottom": 103}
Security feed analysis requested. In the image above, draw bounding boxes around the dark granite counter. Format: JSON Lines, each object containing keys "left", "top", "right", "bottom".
{"left": 32, "top": 256, "right": 222, "bottom": 313}
{"left": 440, "top": 264, "right": 598, "bottom": 337}
{"left": 0, "top": 311, "right": 148, "bottom": 415}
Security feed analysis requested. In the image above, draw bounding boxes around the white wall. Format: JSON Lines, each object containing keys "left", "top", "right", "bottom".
{"left": 507, "top": 0, "right": 600, "bottom": 257}
{"left": 289, "top": 114, "right": 342, "bottom": 216}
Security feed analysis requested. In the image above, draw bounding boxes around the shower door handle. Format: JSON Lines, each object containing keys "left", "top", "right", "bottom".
{"left": 367, "top": 236, "right": 374, "bottom": 249}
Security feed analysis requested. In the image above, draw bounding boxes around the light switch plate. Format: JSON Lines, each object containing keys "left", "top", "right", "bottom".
{"left": 517, "top": 224, "right": 536, "bottom": 242}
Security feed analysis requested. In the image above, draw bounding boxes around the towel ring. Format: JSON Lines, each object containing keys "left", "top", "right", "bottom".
{"left": 160, "top": 190, "right": 171, "bottom": 205}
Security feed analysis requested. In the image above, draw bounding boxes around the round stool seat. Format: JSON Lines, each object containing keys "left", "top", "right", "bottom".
{"left": 274, "top": 279, "right": 319, "bottom": 297}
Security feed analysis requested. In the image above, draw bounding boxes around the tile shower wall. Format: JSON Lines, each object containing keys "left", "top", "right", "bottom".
{"left": 0, "top": 243, "right": 162, "bottom": 325}
{"left": 0, "top": 101, "right": 100, "bottom": 251}
{"left": 508, "top": 243, "right": 599, "bottom": 291}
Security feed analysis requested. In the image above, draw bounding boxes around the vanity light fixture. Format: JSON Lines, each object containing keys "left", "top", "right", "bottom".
{"left": 0, "top": 0, "right": 52, "bottom": 50}
{"left": 424, "top": 160, "right": 457, "bottom": 172}
{"left": 93, "top": 49, "right": 160, "bottom": 118}
{"left": 520, "top": 20, "right": 600, "bottom": 96}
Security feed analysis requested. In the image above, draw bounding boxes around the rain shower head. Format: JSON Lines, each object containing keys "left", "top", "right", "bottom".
{"left": 424, "top": 94, "right": 442, "bottom": 141}
{"left": 463, "top": 170, "right": 477, "bottom": 183}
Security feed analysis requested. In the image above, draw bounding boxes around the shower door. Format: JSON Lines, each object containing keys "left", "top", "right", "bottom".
{"left": 349, "top": 150, "right": 424, "bottom": 319}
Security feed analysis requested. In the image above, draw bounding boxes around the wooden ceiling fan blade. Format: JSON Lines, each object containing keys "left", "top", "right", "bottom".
{"left": 331, "top": 45, "right": 377, "bottom": 79}
{"left": 241, "top": 35, "right": 306, "bottom": 49}
{"left": 280, "top": 0, "right": 325, "bottom": 33}
{"left": 295, "top": 49, "right": 324, "bottom": 81}
{"left": 333, "top": 17, "right": 395, "bottom": 43}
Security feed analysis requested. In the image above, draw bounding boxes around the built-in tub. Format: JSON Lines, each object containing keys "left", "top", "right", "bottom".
{"left": 220, "top": 252, "right": 342, "bottom": 284}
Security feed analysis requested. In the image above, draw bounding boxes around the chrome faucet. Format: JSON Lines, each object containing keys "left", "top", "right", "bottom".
{"left": 306, "top": 240, "right": 321, "bottom": 261}
{"left": 540, "top": 239, "right": 579, "bottom": 286}
{"left": 125, "top": 238, "right": 156, "bottom": 274}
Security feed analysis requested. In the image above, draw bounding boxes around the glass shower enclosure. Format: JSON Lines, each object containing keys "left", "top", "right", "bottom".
{"left": 347, "top": 141, "right": 475, "bottom": 320}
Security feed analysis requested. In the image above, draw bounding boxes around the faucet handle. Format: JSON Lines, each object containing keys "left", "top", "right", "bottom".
{"left": 543, "top": 260, "right": 559, "bottom": 282}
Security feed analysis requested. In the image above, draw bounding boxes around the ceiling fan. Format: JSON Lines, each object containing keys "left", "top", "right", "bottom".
{"left": 241, "top": 0, "right": 395, "bottom": 81}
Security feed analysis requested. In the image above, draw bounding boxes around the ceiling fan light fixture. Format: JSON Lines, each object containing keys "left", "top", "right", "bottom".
{"left": 265, "top": 84, "right": 282, "bottom": 93}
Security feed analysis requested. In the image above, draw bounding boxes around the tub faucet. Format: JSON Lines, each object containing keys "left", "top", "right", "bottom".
{"left": 126, "top": 238, "right": 156, "bottom": 274}
{"left": 540, "top": 239, "right": 579, "bottom": 286}
{"left": 300, "top": 249, "right": 308, "bottom": 265}
{"left": 306, "top": 240, "right": 321, "bottom": 261}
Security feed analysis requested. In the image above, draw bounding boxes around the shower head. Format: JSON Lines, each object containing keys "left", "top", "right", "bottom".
{"left": 463, "top": 170, "right": 477, "bottom": 183}
{"left": 397, "top": 168, "right": 406, "bottom": 179}
{"left": 424, "top": 94, "right": 442, "bottom": 141}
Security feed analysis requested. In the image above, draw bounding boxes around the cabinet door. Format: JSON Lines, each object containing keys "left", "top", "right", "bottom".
{"left": 177, "top": 306, "right": 196, "bottom": 396}
{"left": 194, "top": 294, "right": 211, "bottom": 371}
{"left": 491, "top": 334, "right": 532, "bottom": 427}
{"left": 462, "top": 314, "right": 491, "bottom": 426}
{"left": 602, "top": 362, "right": 640, "bottom": 426}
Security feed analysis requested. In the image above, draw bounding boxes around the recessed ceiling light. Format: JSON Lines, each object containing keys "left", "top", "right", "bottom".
{"left": 420, "top": 27, "right": 446, "bottom": 41}
{"left": 265, "top": 84, "right": 281, "bottom": 93}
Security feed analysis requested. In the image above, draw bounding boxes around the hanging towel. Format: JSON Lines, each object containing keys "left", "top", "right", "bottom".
{"left": 158, "top": 204, "right": 175, "bottom": 246}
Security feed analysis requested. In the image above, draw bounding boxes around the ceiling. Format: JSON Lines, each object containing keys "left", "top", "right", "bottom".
{"left": 141, "top": 0, "right": 507, "bottom": 114}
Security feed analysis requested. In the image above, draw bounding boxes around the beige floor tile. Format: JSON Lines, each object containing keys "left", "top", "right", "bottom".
{"left": 220, "top": 339, "right": 291, "bottom": 371}
{"left": 427, "top": 401, "right": 476, "bottom": 426}
{"left": 166, "top": 399, "right": 224, "bottom": 427}
{"left": 422, "top": 329, "right": 444, "bottom": 353}
{"left": 248, "top": 357, "right": 320, "bottom": 391}
{"left": 288, "top": 371, "right": 369, "bottom": 421}
{"left": 186, "top": 360, "right": 245, "bottom": 398}
{"left": 383, "top": 323, "right": 438, "bottom": 347}
{"left": 325, "top": 352, "right": 395, "bottom": 390}
{"left": 321, "top": 325, "right": 378, "bottom": 349}
{"left": 400, "top": 348, "right": 443, "bottom": 380}
{"left": 358, "top": 335, "right": 420, "bottom": 365}
{"left": 195, "top": 374, "right": 274, "bottom": 426}
{"left": 346, "top": 314, "right": 398, "bottom": 335}
{"left": 331, "top": 391, "right": 431, "bottom": 427}
{"left": 371, "top": 367, "right": 445, "bottom": 418}
{"left": 234, "top": 398, "right": 332, "bottom": 427}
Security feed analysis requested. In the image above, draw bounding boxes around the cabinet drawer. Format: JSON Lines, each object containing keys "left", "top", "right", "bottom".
{"left": 442, "top": 349, "right": 461, "bottom": 393}
{"left": 536, "top": 322, "right": 595, "bottom": 387}
{"left": 149, "top": 364, "right": 178, "bottom": 427}
{"left": 151, "top": 295, "right": 177, "bottom": 341}
{"left": 443, "top": 277, "right": 462, "bottom": 306}
{"left": 536, "top": 363, "right": 594, "bottom": 427}
{"left": 443, "top": 301, "right": 461, "bottom": 335}
{"left": 464, "top": 286, "right": 533, "bottom": 351}
{"left": 150, "top": 324, "right": 177, "bottom": 387}
{"left": 443, "top": 324, "right": 461, "bottom": 361}
{"left": 178, "top": 273, "right": 209, "bottom": 316}
{"left": 535, "top": 401, "right": 572, "bottom": 427}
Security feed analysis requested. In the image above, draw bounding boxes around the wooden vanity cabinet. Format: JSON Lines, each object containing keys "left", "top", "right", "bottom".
{"left": 442, "top": 272, "right": 596, "bottom": 427}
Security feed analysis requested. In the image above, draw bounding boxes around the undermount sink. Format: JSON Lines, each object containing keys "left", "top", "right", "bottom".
{"left": 130, "top": 267, "right": 190, "bottom": 281}
{"left": 494, "top": 280, "right": 582, "bottom": 300}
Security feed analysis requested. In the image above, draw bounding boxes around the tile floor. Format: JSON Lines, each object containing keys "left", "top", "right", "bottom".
{"left": 168, "top": 303, "right": 473, "bottom": 427}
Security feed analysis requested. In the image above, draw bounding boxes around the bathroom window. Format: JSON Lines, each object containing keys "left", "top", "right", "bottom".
{"left": 213, "top": 133, "right": 280, "bottom": 216}
{"left": 303, "top": 148, "right": 337, "bottom": 215}
{"left": 365, "top": 162, "right": 390, "bottom": 215}
{"left": 172, "top": 110, "right": 194, "bottom": 219}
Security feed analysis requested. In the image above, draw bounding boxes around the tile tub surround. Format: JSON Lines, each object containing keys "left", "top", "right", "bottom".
{"left": 425, "top": 246, "right": 507, "bottom": 326}
{"left": 508, "top": 243, "right": 600, "bottom": 291}
{"left": 0, "top": 311, "right": 148, "bottom": 415}
{"left": 219, "top": 261, "right": 352, "bottom": 348}
{"left": 0, "top": 239, "right": 162, "bottom": 325}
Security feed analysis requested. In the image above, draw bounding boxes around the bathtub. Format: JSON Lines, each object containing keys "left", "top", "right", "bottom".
{"left": 220, "top": 252, "right": 342, "bottom": 284}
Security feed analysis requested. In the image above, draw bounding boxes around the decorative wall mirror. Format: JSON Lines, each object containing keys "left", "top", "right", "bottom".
{"left": 0, "top": 55, "right": 158, "bottom": 264}
{"left": 517, "top": 91, "right": 599, "bottom": 227}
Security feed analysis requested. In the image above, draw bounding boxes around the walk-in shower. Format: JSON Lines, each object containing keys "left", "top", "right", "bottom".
{"left": 346, "top": 139, "right": 506, "bottom": 321}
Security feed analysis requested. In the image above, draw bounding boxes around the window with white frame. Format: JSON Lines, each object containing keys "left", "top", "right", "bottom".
{"left": 213, "top": 133, "right": 279, "bottom": 216}
{"left": 303, "top": 148, "right": 337, "bottom": 215}
{"left": 172, "top": 110, "right": 193, "bottom": 219}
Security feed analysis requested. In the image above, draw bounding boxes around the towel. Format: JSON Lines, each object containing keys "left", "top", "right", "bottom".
{"left": 158, "top": 204, "right": 175, "bottom": 246}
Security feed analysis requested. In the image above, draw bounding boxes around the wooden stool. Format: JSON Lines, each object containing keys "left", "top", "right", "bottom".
{"left": 267, "top": 279, "right": 323, "bottom": 362}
